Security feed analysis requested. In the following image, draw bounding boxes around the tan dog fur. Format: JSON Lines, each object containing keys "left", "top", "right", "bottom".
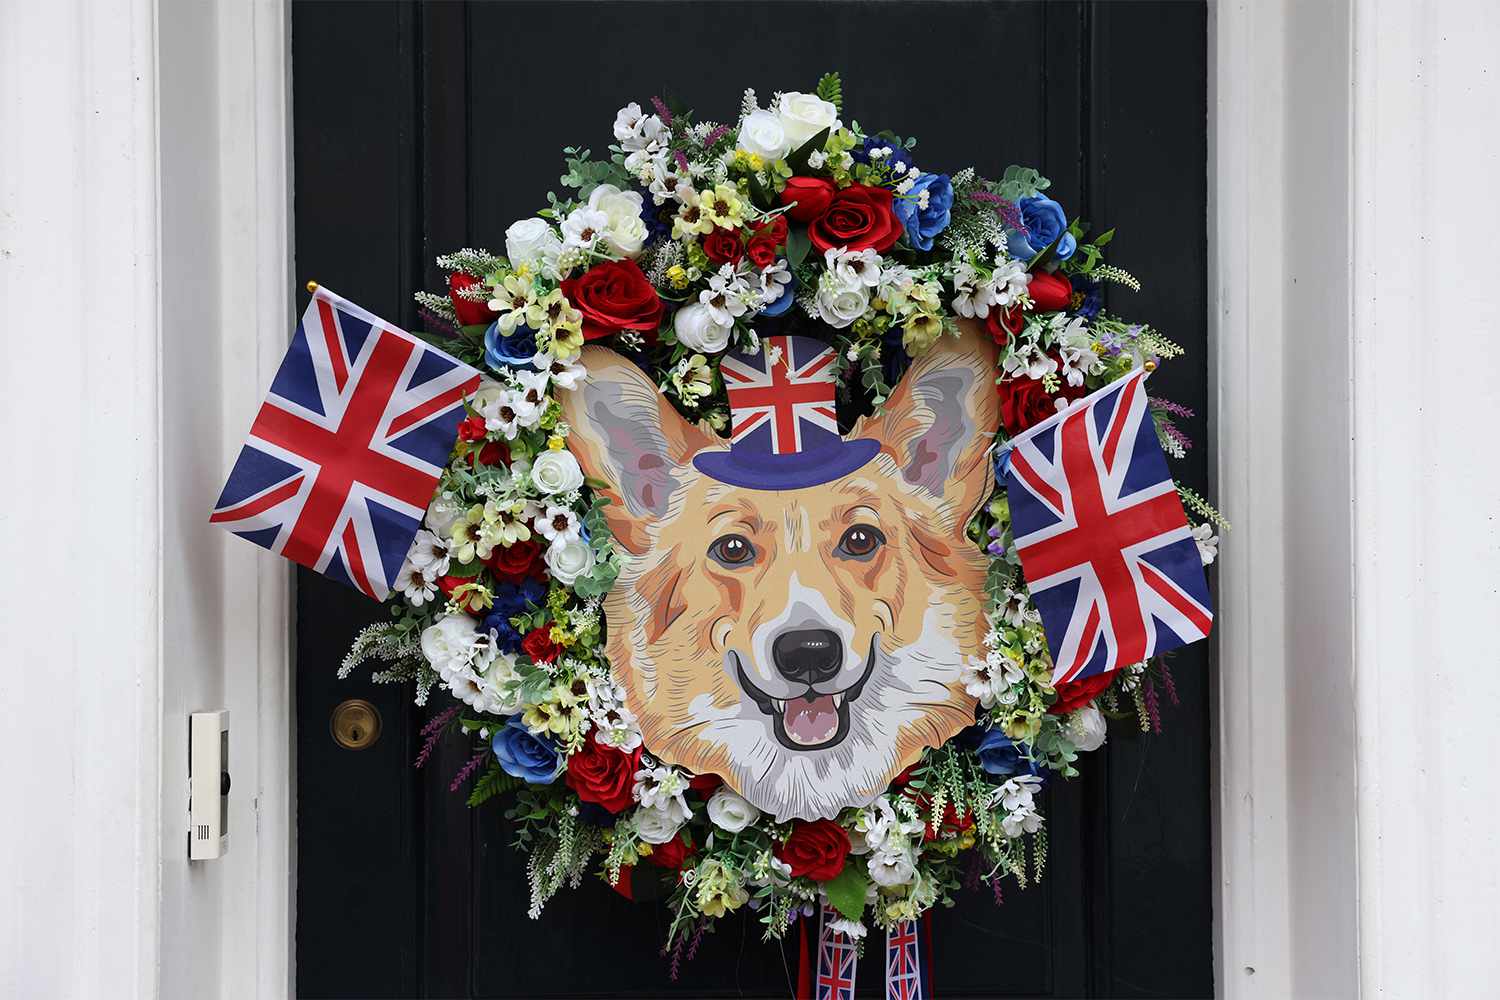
{"left": 559, "top": 320, "right": 999, "bottom": 820}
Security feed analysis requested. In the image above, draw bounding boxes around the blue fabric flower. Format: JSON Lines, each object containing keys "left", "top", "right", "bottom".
{"left": 1074, "top": 279, "right": 1102, "bottom": 319}
{"left": 638, "top": 188, "right": 673, "bottom": 242}
{"left": 484, "top": 322, "right": 539, "bottom": 371}
{"left": 975, "top": 728, "right": 1045, "bottom": 779}
{"left": 491, "top": 716, "right": 560, "bottom": 784}
{"left": 851, "top": 134, "right": 914, "bottom": 174}
{"left": 482, "top": 578, "right": 547, "bottom": 653}
{"left": 894, "top": 172, "right": 953, "bottom": 252}
{"left": 1007, "top": 195, "right": 1077, "bottom": 262}
{"left": 760, "top": 276, "right": 797, "bottom": 317}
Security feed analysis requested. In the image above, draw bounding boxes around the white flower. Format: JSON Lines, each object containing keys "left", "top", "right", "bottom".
{"left": 951, "top": 262, "right": 997, "bottom": 318}
{"left": 827, "top": 917, "right": 866, "bottom": 941}
{"left": 561, "top": 206, "right": 609, "bottom": 249}
{"left": 634, "top": 764, "right": 692, "bottom": 823}
{"left": 544, "top": 536, "right": 596, "bottom": 585}
{"left": 699, "top": 266, "right": 753, "bottom": 326}
{"left": 633, "top": 805, "right": 687, "bottom": 845}
{"left": 612, "top": 102, "right": 648, "bottom": 143}
{"left": 479, "top": 388, "right": 536, "bottom": 439}
{"left": 737, "top": 109, "right": 791, "bottom": 160}
{"left": 531, "top": 449, "right": 584, "bottom": 495}
{"left": 504, "top": 217, "right": 562, "bottom": 276}
{"left": 991, "top": 257, "right": 1032, "bottom": 307}
{"left": 758, "top": 260, "right": 792, "bottom": 305}
{"left": 814, "top": 272, "right": 871, "bottom": 329}
{"left": 531, "top": 351, "right": 586, "bottom": 391}
{"left": 997, "top": 775, "right": 1045, "bottom": 838}
{"left": 405, "top": 528, "right": 450, "bottom": 575}
{"left": 824, "top": 247, "right": 882, "bottom": 288}
{"left": 706, "top": 788, "right": 761, "bottom": 833}
{"left": 777, "top": 91, "right": 840, "bottom": 149}
{"left": 586, "top": 184, "right": 649, "bottom": 258}
{"left": 674, "top": 301, "right": 734, "bottom": 353}
{"left": 395, "top": 558, "right": 438, "bottom": 606}
{"left": 646, "top": 157, "right": 688, "bottom": 205}
{"left": 868, "top": 847, "right": 917, "bottom": 887}
{"left": 535, "top": 505, "right": 581, "bottom": 543}
{"left": 1065, "top": 704, "right": 1109, "bottom": 752}
{"left": 1001, "top": 342, "right": 1060, "bottom": 381}
{"left": 421, "top": 613, "right": 480, "bottom": 671}
{"left": 1193, "top": 522, "right": 1220, "bottom": 566}
{"left": 424, "top": 494, "right": 466, "bottom": 537}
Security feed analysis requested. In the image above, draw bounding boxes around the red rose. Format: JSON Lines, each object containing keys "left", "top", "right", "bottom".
{"left": 774, "top": 819, "right": 850, "bottom": 882}
{"left": 1049, "top": 671, "right": 1116, "bottom": 714}
{"left": 922, "top": 802, "right": 975, "bottom": 843}
{"left": 984, "top": 305, "right": 1024, "bottom": 348}
{"left": 688, "top": 773, "right": 723, "bottom": 797}
{"left": 565, "top": 737, "right": 641, "bottom": 813}
{"left": 996, "top": 377, "right": 1058, "bottom": 437}
{"left": 456, "top": 415, "right": 487, "bottom": 442}
{"left": 1027, "top": 271, "right": 1073, "bottom": 312}
{"left": 890, "top": 764, "right": 918, "bottom": 788}
{"left": 808, "top": 184, "right": 903, "bottom": 254}
{"left": 435, "top": 574, "right": 484, "bottom": 615}
{"left": 448, "top": 272, "right": 498, "bottom": 326}
{"left": 559, "top": 259, "right": 665, "bottom": 342}
{"left": 521, "top": 626, "right": 561, "bottom": 664}
{"left": 486, "top": 539, "right": 545, "bottom": 584}
{"left": 467, "top": 439, "right": 511, "bottom": 469}
{"left": 746, "top": 216, "right": 789, "bottom": 268}
{"left": 702, "top": 227, "right": 745, "bottom": 265}
{"left": 646, "top": 832, "right": 695, "bottom": 871}
{"left": 779, "top": 176, "right": 836, "bottom": 223}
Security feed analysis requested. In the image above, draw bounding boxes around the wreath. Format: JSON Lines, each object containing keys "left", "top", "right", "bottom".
{"left": 339, "top": 73, "right": 1224, "bottom": 979}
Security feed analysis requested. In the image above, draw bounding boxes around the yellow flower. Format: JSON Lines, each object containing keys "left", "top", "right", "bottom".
{"left": 700, "top": 183, "right": 745, "bottom": 230}
{"left": 637, "top": 842, "right": 654, "bottom": 857}
{"left": 547, "top": 434, "right": 566, "bottom": 451}
{"left": 901, "top": 313, "right": 944, "bottom": 356}
{"left": 489, "top": 274, "right": 534, "bottom": 332}
{"left": 527, "top": 287, "right": 582, "bottom": 336}
{"left": 672, "top": 187, "right": 714, "bottom": 239}
{"left": 665, "top": 264, "right": 689, "bottom": 290}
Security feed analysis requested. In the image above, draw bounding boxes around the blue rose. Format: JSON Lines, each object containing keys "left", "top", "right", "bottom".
{"left": 491, "top": 716, "right": 560, "bottom": 784}
{"left": 975, "top": 729, "right": 1045, "bottom": 779}
{"left": 484, "top": 321, "right": 539, "bottom": 371}
{"left": 894, "top": 173, "right": 953, "bottom": 252}
{"left": 482, "top": 578, "right": 547, "bottom": 653}
{"left": 1008, "top": 195, "right": 1076, "bottom": 262}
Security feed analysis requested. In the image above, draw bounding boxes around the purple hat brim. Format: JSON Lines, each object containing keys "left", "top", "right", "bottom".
{"left": 692, "top": 439, "right": 882, "bottom": 491}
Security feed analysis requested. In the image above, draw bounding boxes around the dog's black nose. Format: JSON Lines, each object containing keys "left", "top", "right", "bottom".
{"left": 772, "top": 628, "right": 843, "bottom": 684}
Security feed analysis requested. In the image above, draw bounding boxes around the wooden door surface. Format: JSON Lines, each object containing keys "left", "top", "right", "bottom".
{"left": 292, "top": 3, "right": 1212, "bottom": 996}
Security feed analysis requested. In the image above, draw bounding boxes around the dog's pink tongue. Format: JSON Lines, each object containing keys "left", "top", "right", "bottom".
{"left": 783, "top": 694, "right": 839, "bottom": 745}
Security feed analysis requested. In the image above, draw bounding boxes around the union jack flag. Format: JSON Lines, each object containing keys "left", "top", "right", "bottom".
{"left": 885, "top": 919, "right": 928, "bottom": 1000}
{"left": 1002, "top": 368, "right": 1212, "bottom": 683}
{"left": 720, "top": 334, "right": 838, "bottom": 455}
{"left": 815, "top": 902, "right": 859, "bottom": 1000}
{"left": 212, "top": 287, "right": 480, "bottom": 599}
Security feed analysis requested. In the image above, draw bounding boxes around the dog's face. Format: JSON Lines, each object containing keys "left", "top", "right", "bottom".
{"left": 559, "top": 320, "right": 998, "bottom": 820}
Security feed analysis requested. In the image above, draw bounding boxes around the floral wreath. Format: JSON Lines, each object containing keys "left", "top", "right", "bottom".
{"left": 341, "top": 73, "right": 1224, "bottom": 974}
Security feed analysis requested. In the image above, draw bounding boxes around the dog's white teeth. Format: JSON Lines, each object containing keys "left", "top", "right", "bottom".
{"left": 832, "top": 693, "right": 845, "bottom": 709}
{"left": 772, "top": 699, "right": 786, "bottom": 713}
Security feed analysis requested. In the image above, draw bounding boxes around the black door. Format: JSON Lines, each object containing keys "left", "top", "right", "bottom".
{"left": 292, "top": 3, "right": 1212, "bottom": 997}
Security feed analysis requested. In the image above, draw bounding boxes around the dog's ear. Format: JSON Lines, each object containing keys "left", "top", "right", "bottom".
{"left": 854, "top": 318, "right": 999, "bottom": 525}
{"left": 557, "top": 345, "right": 717, "bottom": 554}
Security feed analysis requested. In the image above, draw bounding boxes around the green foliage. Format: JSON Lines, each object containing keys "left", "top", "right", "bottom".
{"left": 784, "top": 126, "right": 832, "bottom": 176}
{"left": 823, "top": 864, "right": 870, "bottom": 921}
{"left": 815, "top": 71, "right": 843, "bottom": 113}
{"left": 468, "top": 764, "right": 522, "bottom": 807}
{"left": 995, "top": 165, "right": 1051, "bottom": 201}
{"left": 559, "top": 146, "right": 630, "bottom": 197}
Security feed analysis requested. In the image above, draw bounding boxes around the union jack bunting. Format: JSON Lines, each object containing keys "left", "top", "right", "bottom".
{"left": 885, "top": 919, "right": 928, "bottom": 1000}
{"left": 815, "top": 902, "right": 859, "bottom": 1000}
{"left": 1002, "top": 368, "right": 1212, "bottom": 683}
{"left": 211, "top": 287, "right": 480, "bottom": 599}
{"left": 720, "top": 334, "right": 838, "bottom": 455}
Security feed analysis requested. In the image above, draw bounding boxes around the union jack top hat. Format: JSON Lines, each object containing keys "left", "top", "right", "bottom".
{"left": 692, "top": 334, "right": 880, "bottom": 490}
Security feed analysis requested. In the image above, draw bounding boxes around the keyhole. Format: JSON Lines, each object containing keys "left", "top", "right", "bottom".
{"left": 331, "top": 699, "right": 382, "bottom": 750}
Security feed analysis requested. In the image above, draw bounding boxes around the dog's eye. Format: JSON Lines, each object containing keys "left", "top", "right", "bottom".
{"left": 837, "top": 524, "right": 886, "bottom": 559}
{"left": 708, "top": 534, "right": 757, "bottom": 568}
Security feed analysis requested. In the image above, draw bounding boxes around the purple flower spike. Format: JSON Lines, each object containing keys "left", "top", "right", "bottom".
{"left": 651, "top": 96, "right": 673, "bottom": 126}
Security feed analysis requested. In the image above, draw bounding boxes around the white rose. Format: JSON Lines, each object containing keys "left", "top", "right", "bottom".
{"left": 777, "top": 91, "right": 840, "bottom": 149}
{"left": 737, "top": 109, "right": 790, "bottom": 161}
{"left": 867, "top": 848, "right": 917, "bottom": 887}
{"left": 633, "top": 805, "right": 687, "bottom": 845}
{"left": 1065, "top": 704, "right": 1108, "bottom": 752}
{"left": 706, "top": 788, "right": 761, "bottom": 833}
{"left": 530, "top": 449, "right": 584, "bottom": 495}
{"left": 814, "top": 275, "right": 870, "bottom": 329}
{"left": 544, "top": 536, "right": 596, "bottom": 585}
{"left": 424, "top": 494, "right": 465, "bottom": 537}
{"left": 420, "top": 614, "right": 478, "bottom": 671}
{"left": 505, "top": 217, "right": 562, "bottom": 274}
{"left": 674, "top": 302, "right": 733, "bottom": 353}
{"left": 586, "top": 184, "right": 649, "bottom": 258}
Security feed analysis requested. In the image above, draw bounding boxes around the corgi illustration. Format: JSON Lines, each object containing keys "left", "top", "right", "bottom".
{"left": 559, "top": 319, "right": 999, "bottom": 821}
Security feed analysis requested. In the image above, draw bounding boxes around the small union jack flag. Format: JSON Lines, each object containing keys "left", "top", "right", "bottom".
{"left": 885, "top": 919, "right": 928, "bottom": 1000}
{"left": 815, "top": 902, "right": 859, "bottom": 1000}
{"left": 1002, "top": 368, "right": 1213, "bottom": 683}
{"left": 720, "top": 334, "right": 838, "bottom": 455}
{"left": 211, "top": 287, "right": 480, "bottom": 599}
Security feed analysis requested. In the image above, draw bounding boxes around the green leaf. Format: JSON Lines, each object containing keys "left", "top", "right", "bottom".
{"left": 784, "top": 126, "right": 832, "bottom": 176}
{"left": 447, "top": 557, "right": 485, "bottom": 578}
{"left": 745, "top": 171, "right": 774, "bottom": 211}
{"left": 786, "top": 226, "right": 812, "bottom": 269}
{"left": 815, "top": 72, "right": 843, "bottom": 113}
{"left": 823, "top": 864, "right": 869, "bottom": 921}
{"left": 1093, "top": 227, "right": 1116, "bottom": 247}
{"left": 467, "top": 765, "right": 520, "bottom": 808}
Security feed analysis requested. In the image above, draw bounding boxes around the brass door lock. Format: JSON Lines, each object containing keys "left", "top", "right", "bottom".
{"left": 330, "top": 698, "right": 382, "bottom": 750}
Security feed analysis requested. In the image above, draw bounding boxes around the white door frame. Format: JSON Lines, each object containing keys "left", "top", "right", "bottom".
{"left": 23, "top": 0, "right": 1500, "bottom": 997}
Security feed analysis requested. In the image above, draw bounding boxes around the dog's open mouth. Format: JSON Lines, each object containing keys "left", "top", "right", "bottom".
{"left": 733, "top": 636, "right": 878, "bottom": 751}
